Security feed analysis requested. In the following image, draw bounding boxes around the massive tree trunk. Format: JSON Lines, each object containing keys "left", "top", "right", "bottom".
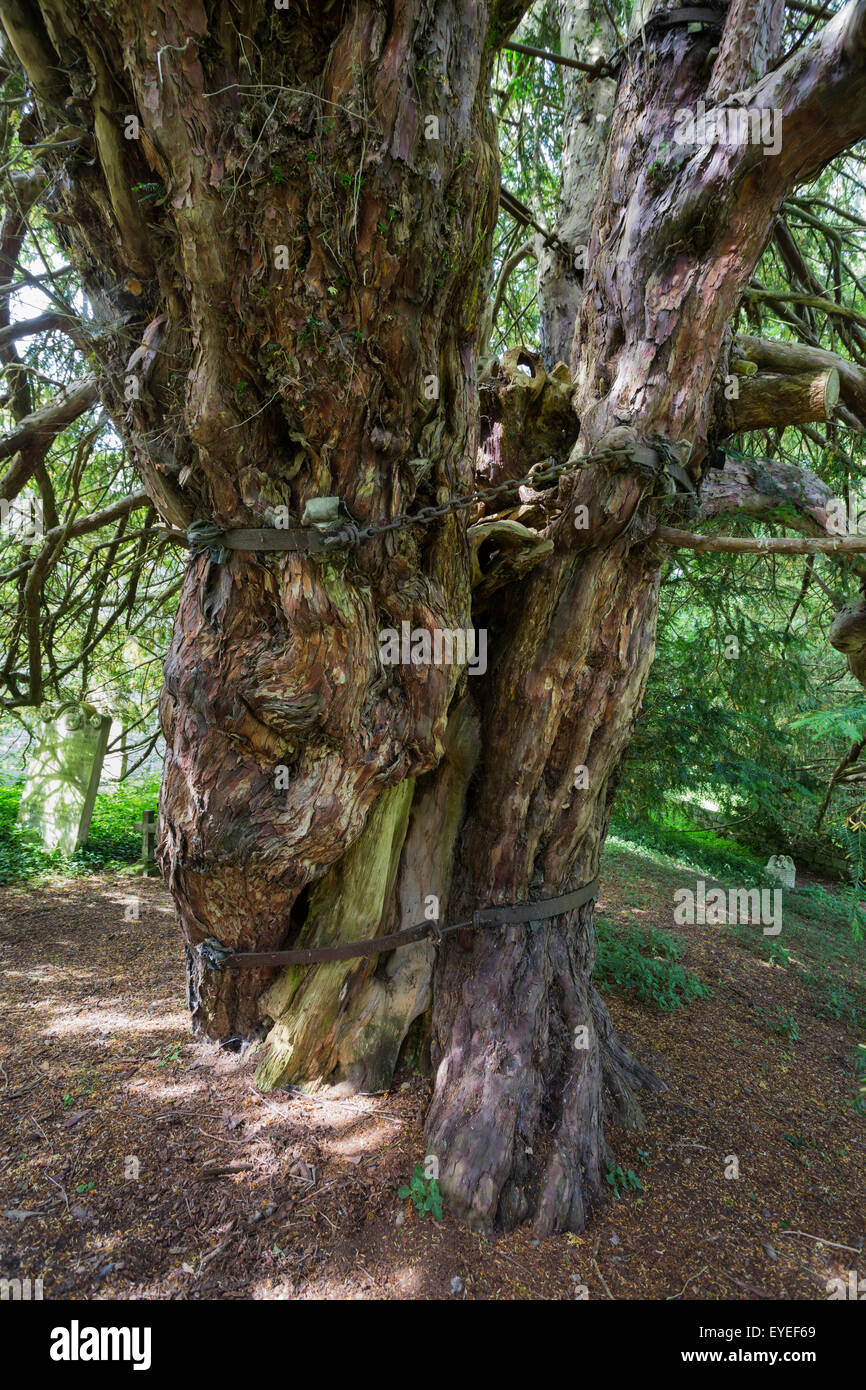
{"left": 9, "top": 0, "right": 866, "bottom": 1233}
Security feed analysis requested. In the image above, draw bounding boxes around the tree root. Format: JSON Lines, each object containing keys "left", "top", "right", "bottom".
{"left": 425, "top": 906, "right": 664, "bottom": 1236}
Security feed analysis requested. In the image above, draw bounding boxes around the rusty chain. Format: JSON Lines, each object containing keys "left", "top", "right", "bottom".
{"left": 316, "top": 446, "right": 619, "bottom": 549}
{"left": 154, "top": 437, "right": 693, "bottom": 559}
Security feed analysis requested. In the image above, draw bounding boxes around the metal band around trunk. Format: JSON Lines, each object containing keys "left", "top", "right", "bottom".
{"left": 201, "top": 878, "right": 601, "bottom": 971}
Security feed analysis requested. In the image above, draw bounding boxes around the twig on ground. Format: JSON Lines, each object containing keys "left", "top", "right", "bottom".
{"left": 778, "top": 1230, "right": 862, "bottom": 1254}
{"left": 667, "top": 1265, "right": 708, "bottom": 1299}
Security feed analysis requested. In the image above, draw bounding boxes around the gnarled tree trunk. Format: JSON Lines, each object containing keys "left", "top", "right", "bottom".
{"left": 10, "top": 0, "right": 866, "bottom": 1234}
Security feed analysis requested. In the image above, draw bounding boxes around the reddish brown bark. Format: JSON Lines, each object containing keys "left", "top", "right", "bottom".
{"left": 10, "top": 0, "right": 866, "bottom": 1235}
{"left": 425, "top": 0, "right": 866, "bottom": 1230}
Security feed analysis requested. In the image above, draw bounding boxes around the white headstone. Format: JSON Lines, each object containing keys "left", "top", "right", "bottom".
{"left": 765, "top": 854, "right": 796, "bottom": 889}
{"left": 17, "top": 703, "right": 111, "bottom": 854}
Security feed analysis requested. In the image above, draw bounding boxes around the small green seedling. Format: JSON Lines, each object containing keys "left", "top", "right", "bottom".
{"left": 398, "top": 1163, "right": 443, "bottom": 1221}
{"left": 604, "top": 1163, "right": 643, "bottom": 1199}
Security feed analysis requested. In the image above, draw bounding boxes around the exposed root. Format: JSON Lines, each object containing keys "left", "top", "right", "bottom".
{"left": 425, "top": 906, "right": 662, "bottom": 1236}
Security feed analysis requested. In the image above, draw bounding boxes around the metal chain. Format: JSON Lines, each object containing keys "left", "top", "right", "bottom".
{"left": 156, "top": 440, "right": 685, "bottom": 556}
{"left": 319, "top": 446, "right": 621, "bottom": 550}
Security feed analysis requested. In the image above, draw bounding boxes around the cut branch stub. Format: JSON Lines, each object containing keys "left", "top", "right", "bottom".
{"left": 738, "top": 333, "right": 866, "bottom": 428}
{"left": 719, "top": 367, "right": 840, "bottom": 436}
{"left": 468, "top": 518, "right": 554, "bottom": 609}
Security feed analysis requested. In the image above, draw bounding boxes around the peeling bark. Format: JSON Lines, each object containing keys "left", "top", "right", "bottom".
{"left": 13, "top": 0, "right": 866, "bottom": 1236}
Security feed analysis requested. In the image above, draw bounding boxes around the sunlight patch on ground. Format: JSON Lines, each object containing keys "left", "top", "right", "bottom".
{"left": 323, "top": 1116, "right": 400, "bottom": 1159}
{"left": 42, "top": 1005, "right": 188, "bottom": 1038}
{"left": 605, "top": 834, "right": 722, "bottom": 879}
{"left": 126, "top": 1076, "right": 206, "bottom": 1102}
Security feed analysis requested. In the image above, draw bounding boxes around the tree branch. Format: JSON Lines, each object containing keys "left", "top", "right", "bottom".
{"left": 0, "top": 310, "right": 86, "bottom": 351}
{"left": 750, "top": 0, "right": 866, "bottom": 188}
{"left": 698, "top": 448, "right": 836, "bottom": 528}
{"left": 745, "top": 286, "right": 866, "bottom": 329}
{"left": 738, "top": 331, "right": 866, "bottom": 424}
{"left": 0, "top": 375, "right": 98, "bottom": 502}
{"left": 654, "top": 527, "right": 866, "bottom": 554}
{"left": 719, "top": 365, "right": 839, "bottom": 434}
{"left": 708, "top": 0, "right": 786, "bottom": 103}
{"left": 0, "top": 490, "right": 150, "bottom": 583}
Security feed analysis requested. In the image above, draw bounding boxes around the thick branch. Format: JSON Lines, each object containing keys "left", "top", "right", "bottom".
{"left": 750, "top": 0, "right": 866, "bottom": 189}
{"left": 738, "top": 332, "right": 866, "bottom": 424}
{"left": 655, "top": 528, "right": 866, "bottom": 554}
{"left": 719, "top": 366, "right": 839, "bottom": 434}
{"left": 0, "top": 311, "right": 85, "bottom": 350}
{"left": 0, "top": 0, "right": 69, "bottom": 110}
{"left": 698, "top": 449, "right": 835, "bottom": 528}
{"left": 828, "top": 603, "right": 866, "bottom": 687}
{"left": 708, "top": 0, "right": 786, "bottom": 102}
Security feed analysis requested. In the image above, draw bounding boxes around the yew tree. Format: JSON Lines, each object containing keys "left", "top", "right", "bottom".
{"left": 5, "top": 0, "right": 866, "bottom": 1234}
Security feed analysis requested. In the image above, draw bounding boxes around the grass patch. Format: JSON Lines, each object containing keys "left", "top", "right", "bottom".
{"left": 594, "top": 916, "right": 711, "bottom": 1011}
{"left": 609, "top": 816, "right": 765, "bottom": 882}
{"left": 604, "top": 819, "right": 866, "bottom": 1036}
{"left": 0, "top": 777, "right": 159, "bottom": 883}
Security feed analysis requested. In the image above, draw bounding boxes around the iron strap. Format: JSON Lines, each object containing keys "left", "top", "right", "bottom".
{"left": 202, "top": 877, "right": 600, "bottom": 971}
{"left": 156, "top": 440, "right": 683, "bottom": 561}
{"left": 472, "top": 879, "right": 600, "bottom": 927}
{"left": 653, "top": 7, "right": 726, "bottom": 29}
{"left": 157, "top": 525, "right": 331, "bottom": 553}
{"left": 217, "top": 527, "right": 326, "bottom": 552}
{"left": 603, "top": 7, "right": 727, "bottom": 77}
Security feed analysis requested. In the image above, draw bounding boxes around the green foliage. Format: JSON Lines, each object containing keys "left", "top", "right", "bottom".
{"left": 615, "top": 533, "right": 866, "bottom": 894}
{"left": 0, "top": 777, "right": 159, "bottom": 883}
{"left": 74, "top": 776, "right": 160, "bottom": 868}
{"left": 398, "top": 1163, "right": 443, "bottom": 1222}
{"left": 610, "top": 816, "right": 765, "bottom": 883}
{"left": 810, "top": 979, "right": 859, "bottom": 1024}
{"left": 0, "top": 782, "right": 54, "bottom": 882}
{"left": 755, "top": 1005, "right": 798, "bottom": 1041}
{"left": 782, "top": 1131, "right": 806, "bottom": 1149}
{"left": 594, "top": 915, "right": 711, "bottom": 1011}
{"left": 604, "top": 1163, "right": 643, "bottom": 1199}
{"left": 488, "top": 5, "right": 564, "bottom": 351}
{"left": 854, "top": 1044, "right": 866, "bottom": 1115}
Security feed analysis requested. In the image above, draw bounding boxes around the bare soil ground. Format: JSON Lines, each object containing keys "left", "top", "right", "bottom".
{"left": 1, "top": 847, "right": 863, "bottom": 1300}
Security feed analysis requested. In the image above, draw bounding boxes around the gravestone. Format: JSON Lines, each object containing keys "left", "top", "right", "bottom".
{"left": 765, "top": 854, "right": 796, "bottom": 889}
{"left": 134, "top": 808, "right": 159, "bottom": 876}
{"left": 16, "top": 703, "right": 111, "bottom": 855}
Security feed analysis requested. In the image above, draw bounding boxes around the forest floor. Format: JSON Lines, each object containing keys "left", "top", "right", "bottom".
{"left": 0, "top": 838, "right": 864, "bottom": 1301}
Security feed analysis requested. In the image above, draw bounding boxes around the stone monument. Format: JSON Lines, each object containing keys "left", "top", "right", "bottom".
{"left": 16, "top": 702, "right": 111, "bottom": 855}
{"left": 765, "top": 854, "right": 796, "bottom": 889}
